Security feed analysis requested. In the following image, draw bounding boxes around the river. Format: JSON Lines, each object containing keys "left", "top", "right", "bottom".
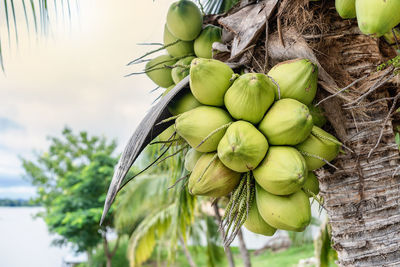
{"left": 0, "top": 207, "right": 85, "bottom": 267}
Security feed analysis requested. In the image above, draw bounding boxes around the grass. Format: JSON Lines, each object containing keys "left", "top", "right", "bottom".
{"left": 144, "top": 243, "right": 318, "bottom": 267}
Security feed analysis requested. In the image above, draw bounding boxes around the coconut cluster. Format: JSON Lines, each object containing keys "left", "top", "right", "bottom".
{"left": 335, "top": 0, "right": 400, "bottom": 40}
{"left": 147, "top": 1, "right": 343, "bottom": 237}
{"left": 155, "top": 56, "right": 343, "bottom": 236}
{"left": 145, "top": 0, "right": 222, "bottom": 90}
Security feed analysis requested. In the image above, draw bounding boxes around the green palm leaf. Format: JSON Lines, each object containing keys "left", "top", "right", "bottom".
{"left": 0, "top": 0, "right": 75, "bottom": 70}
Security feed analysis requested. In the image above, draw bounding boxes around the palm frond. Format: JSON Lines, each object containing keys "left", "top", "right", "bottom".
{"left": 0, "top": 0, "right": 76, "bottom": 70}
{"left": 128, "top": 204, "right": 175, "bottom": 267}
{"left": 202, "top": 0, "right": 238, "bottom": 14}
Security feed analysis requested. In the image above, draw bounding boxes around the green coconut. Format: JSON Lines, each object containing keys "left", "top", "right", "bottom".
{"left": 171, "top": 56, "right": 196, "bottom": 84}
{"left": 189, "top": 58, "right": 234, "bottom": 106}
{"left": 383, "top": 28, "right": 400, "bottom": 45}
{"left": 163, "top": 24, "right": 194, "bottom": 58}
{"left": 244, "top": 198, "right": 276, "bottom": 236}
{"left": 224, "top": 73, "right": 276, "bottom": 124}
{"left": 145, "top": 55, "right": 177, "bottom": 88}
{"left": 253, "top": 146, "right": 307, "bottom": 196}
{"left": 166, "top": 0, "right": 203, "bottom": 41}
{"left": 194, "top": 25, "right": 222, "bottom": 59}
{"left": 163, "top": 86, "right": 201, "bottom": 116}
{"left": 184, "top": 148, "right": 203, "bottom": 172}
{"left": 175, "top": 106, "right": 233, "bottom": 152}
{"left": 308, "top": 104, "right": 327, "bottom": 127}
{"left": 335, "top": 0, "right": 356, "bottom": 19}
{"left": 267, "top": 58, "right": 318, "bottom": 105}
{"left": 303, "top": 171, "right": 320, "bottom": 197}
{"left": 356, "top": 0, "right": 400, "bottom": 37}
{"left": 296, "top": 126, "right": 340, "bottom": 171}
{"left": 256, "top": 184, "right": 311, "bottom": 232}
{"left": 258, "top": 99, "right": 313, "bottom": 145}
{"left": 188, "top": 153, "right": 241, "bottom": 197}
{"left": 217, "top": 121, "right": 268, "bottom": 173}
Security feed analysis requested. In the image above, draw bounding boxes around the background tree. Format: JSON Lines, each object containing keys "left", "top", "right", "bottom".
{"left": 22, "top": 127, "right": 119, "bottom": 267}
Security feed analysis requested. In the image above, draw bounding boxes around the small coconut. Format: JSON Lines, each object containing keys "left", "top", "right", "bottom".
{"left": 175, "top": 106, "right": 233, "bottom": 152}
{"left": 217, "top": 121, "right": 269, "bottom": 173}
{"left": 194, "top": 25, "right": 222, "bottom": 59}
{"left": 145, "top": 55, "right": 177, "bottom": 88}
{"left": 335, "top": 0, "right": 356, "bottom": 19}
{"left": 224, "top": 73, "right": 276, "bottom": 124}
{"left": 256, "top": 184, "right": 311, "bottom": 232}
{"left": 163, "top": 86, "right": 201, "bottom": 116}
{"left": 258, "top": 99, "right": 313, "bottom": 146}
{"left": 163, "top": 24, "right": 194, "bottom": 58}
{"left": 267, "top": 58, "right": 318, "bottom": 105}
{"left": 296, "top": 126, "right": 340, "bottom": 170}
{"left": 184, "top": 148, "right": 203, "bottom": 172}
{"left": 308, "top": 104, "right": 327, "bottom": 127}
{"left": 244, "top": 197, "right": 276, "bottom": 236}
{"left": 303, "top": 171, "right": 320, "bottom": 197}
{"left": 188, "top": 153, "right": 241, "bottom": 197}
{"left": 253, "top": 146, "right": 307, "bottom": 196}
{"left": 166, "top": 0, "right": 203, "bottom": 41}
{"left": 171, "top": 56, "right": 196, "bottom": 84}
{"left": 157, "top": 125, "right": 184, "bottom": 146}
{"left": 189, "top": 58, "right": 234, "bottom": 106}
{"left": 356, "top": 0, "right": 400, "bottom": 37}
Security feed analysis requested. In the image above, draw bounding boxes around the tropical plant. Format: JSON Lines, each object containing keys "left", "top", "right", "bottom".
{"left": 0, "top": 0, "right": 75, "bottom": 70}
{"left": 21, "top": 127, "right": 120, "bottom": 267}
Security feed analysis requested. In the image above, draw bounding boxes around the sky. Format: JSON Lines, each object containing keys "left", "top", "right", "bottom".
{"left": 0, "top": 0, "right": 176, "bottom": 199}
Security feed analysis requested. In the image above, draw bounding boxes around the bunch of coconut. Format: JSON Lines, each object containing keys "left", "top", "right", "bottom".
{"left": 159, "top": 55, "right": 343, "bottom": 240}
{"left": 335, "top": 0, "right": 400, "bottom": 43}
{"left": 145, "top": 0, "right": 222, "bottom": 133}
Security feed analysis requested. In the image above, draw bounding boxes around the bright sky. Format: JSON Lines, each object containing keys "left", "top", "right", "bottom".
{"left": 0, "top": 0, "right": 176, "bottom": 199}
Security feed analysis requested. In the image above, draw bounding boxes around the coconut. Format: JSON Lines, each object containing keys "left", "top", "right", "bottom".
{"left": 244, "top": 197, "right": 276, "bottom": 236}
{"left": 166, "top": 0, "right": 203, "bottom": 41}
{"left": 258, "top": 99, "right": 313, "bottom": 145}
{"left": 267, "top": 58, "right": 318, "bottom": 105}
{"left": 194, "top": 25, "right": 222, "bottom": 59}
{"left": 175, "top": 106, "right": 233, "bottom": 152}
{"left": 335, "top": 0, "right": 356, "bottom": 19}
{"left": 163, "top": 86, "right": 201, "bottom": 116}
{"left": 217, "top": 121, "right": 269, "bottom": 173}
{"left": 256, "top": 184, "right": 311, "bottom": 232}
{"left": 163, "top": 24, "right": 194, "bottom": 58}
{"left": 308, "top": 104, "right": 327, "bottom": 127}
{"left": 171, "top": 56, "right": 195, "bottom": 84}
{"left": 188, "top": 153, "right": 241, "bottom": 197}
{"left": 383, "top": 27, "right": 400, "bottom": 45}
{"left": 253, "top": 146, "right": 307, "bottom": 196}
{"left": 189, "top": 58, "right": 234, "bottom": 106}
{"left": 145, "top": 55, "right": 177, "bottom": 88}
{"left": 224, "top": 73, "right": 276, "bottom": 124}
{"left": 296, "top": 126, "right": 340, "bottom": 170}
{"left": 303, "top": 171, "right": 320, "bottom": 197}
{"left": 184, "top": 148, "right": 203, "bottom": 172}
{"left": 356, "top": 0, "right": 400, "bottom": 37}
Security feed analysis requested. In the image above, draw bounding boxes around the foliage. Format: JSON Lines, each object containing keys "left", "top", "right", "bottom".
{"left": 21, "top": 127, "right": 118, "bottom": 252}
{"left": 78, "top": 235, "right": 130, "bottom": 267}
{"left": 314, "top": 218, "right": 338, "bottom": 267}
{"left": 0, "top": 0, "right": 75, "bottom": 71}
{"left": 202, "top": 0, "right": 239, "bottom": 14}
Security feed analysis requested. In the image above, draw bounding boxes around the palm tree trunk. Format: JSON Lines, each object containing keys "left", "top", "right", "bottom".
{"left": 237, "top": 228, "right": 251, "bottom": 267}
{"left": 213, "top": 201, "right": 236, "bottom": 267}
{"left": 179, "top": 235, "right": 197, "bottom": 267}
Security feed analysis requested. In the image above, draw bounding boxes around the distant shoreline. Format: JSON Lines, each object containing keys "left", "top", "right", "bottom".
{"left": 0, "top": 198, "right": 40, "bottom": 207}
